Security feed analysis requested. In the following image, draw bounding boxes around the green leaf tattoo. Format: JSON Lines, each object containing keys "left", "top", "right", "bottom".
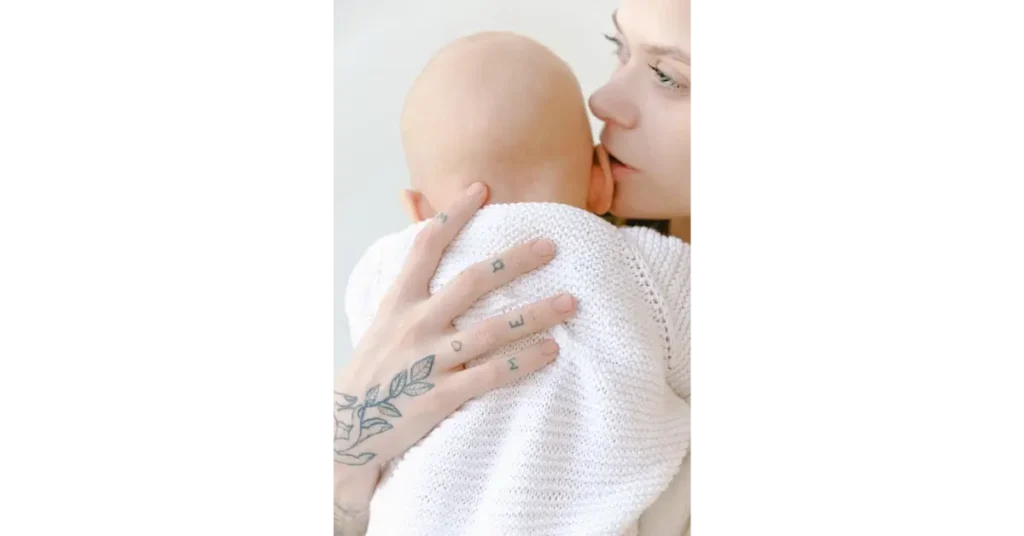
{"left": 334, "top": 354, "right": 438, "bottom": 465}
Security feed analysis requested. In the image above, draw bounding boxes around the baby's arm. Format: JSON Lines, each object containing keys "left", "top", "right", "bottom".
{"left": 344, "top": 235, "right": 393, "bottom": 346}
{"left": 619, "top": 226, "right": 690, "bottom": 401}
{"left": 621, "top": 226, "right": 691, "bottom": 536}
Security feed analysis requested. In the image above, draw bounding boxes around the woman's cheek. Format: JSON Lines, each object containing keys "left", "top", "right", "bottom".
{"left": 646, "top": 105, "right": 690, "bottom": 217}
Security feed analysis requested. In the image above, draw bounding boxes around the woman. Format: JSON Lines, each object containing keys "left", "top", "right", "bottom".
{"left": 593, "top": 2, "right": 691, "bottom": 533}
{"left": 335, "top": 0, "right": 690, "bottom": 533}
{"left": 594, "top": 0, "right": 690, "bottom": 243}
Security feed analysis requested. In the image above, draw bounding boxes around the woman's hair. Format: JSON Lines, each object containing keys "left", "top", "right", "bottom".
{"left": 602, "top": 213, "right": 672, "bottom": 236}
{"left": 624, "top": 218, "right": 671, "bottom": 235}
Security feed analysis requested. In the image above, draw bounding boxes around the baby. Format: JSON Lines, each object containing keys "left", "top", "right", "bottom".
{"left": 345, "top": 32, "right": 690, "bottom": 536}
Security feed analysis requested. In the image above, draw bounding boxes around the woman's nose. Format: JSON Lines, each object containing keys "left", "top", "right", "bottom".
{"left": 589, "top": 82, "right": 639, "bottom": 130}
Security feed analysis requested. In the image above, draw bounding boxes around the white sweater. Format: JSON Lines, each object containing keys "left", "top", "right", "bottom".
{"left": 345, "top": 203, "right": 691, "bottom": 536}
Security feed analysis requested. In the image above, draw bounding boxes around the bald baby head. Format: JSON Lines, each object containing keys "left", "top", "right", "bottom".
{"left": 401, "top": 32, "right": 597, "bottom": 211}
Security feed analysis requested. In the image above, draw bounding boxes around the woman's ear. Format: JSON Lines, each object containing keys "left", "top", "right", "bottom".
{"left": 587, "top": 144, "right": 614, "bottom": 215}
{"left": 399, "top": 189, "right": 436, "bottom": 222}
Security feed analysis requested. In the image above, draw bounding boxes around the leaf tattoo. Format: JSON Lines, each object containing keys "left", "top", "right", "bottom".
{"left": 389, "top": 370, "right": 408, "bottom": 399}
{"left": 364, "top": 384, "right": 380, "bottom": 406}
{"left": 335, "top": 393, "right": 358, "bottom": 410}
{"left": 335, "top": 452, "right": 376, "bottom": 466}
{"left": 378, "top": 402, "right": 402, "bottom": 417}
{"left": 403, "top": 382, "right": 434, "bottom": 396}
{"left": 360, "top": 418, "right": 388, "bottom": 429}
{"left": 409, "top": 355, "right": 434, "bottom": 382}
{"left": 334, "top": 354, "right": 438, "bottom": 465}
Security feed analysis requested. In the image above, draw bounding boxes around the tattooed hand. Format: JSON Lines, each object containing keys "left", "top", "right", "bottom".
{"left": 334, "top": 182, "right": 577, "bottom": 533}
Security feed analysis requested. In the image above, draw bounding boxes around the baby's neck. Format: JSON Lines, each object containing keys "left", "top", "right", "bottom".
{"left": 426, "top": 165, "right": 589, "bottom": 210}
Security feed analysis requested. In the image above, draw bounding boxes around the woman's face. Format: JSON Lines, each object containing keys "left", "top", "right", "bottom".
{"left": 590, "top": 0, "right": 690, "bottom": 219}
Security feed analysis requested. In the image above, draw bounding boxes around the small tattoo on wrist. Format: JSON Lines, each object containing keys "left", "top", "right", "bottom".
{"left": 451, "top": 340, "right": 463, "bottom": 352}
{"left": 508, "top": 358, "right": 518, "bottom": 370}
{"left": 509, "top": 314, "right": 525, "bottom": 329}
{"left": 491, "top": 259, "right": 505, "bottom": 273}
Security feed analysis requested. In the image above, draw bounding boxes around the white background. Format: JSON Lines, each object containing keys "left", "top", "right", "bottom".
{"left": 335, "top": 0, "right": 618, "bottom": 368}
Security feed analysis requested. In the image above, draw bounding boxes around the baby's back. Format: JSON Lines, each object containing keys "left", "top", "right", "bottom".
{"left": 345, "top": 203, "right": 690, "bottom": 536}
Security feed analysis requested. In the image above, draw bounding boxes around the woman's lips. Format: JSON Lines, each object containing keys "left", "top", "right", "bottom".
{"left": 607, "top": 152, "right": 639, "bottom": 177}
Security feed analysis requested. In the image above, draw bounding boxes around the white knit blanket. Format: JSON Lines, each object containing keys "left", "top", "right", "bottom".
{"left": 345, "top": 203, "right": 691, "bottom": 536}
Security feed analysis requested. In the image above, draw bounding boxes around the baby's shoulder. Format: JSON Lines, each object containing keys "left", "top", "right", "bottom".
{"left": 617, "top": 226, "right": 690, "bottom": 286}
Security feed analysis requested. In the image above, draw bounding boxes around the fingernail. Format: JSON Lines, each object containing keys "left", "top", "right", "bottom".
{"left": 532, "top": 239, "right": 555, "bottom": 257}
{"left": 552, "top": 293, "right": 575, "bottom": 313}
{"left": 466, "top": 182, "right": 486, "bottom": 197}
{"left": 541, "top": 340, "right": 560, "bottom": 356}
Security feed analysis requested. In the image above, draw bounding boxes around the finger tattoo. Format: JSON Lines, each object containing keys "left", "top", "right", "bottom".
{"left": 509, "top": 314, "right": 525, "bottom": 329}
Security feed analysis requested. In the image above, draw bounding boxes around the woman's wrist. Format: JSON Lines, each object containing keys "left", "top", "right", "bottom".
{"left": 333, "top": 463, "right": 379, "bottom": 535}
{"left": 334, "top": 462, "right": 379, "bottom": 508}
{"left": 334, "top": 501, "right": 370, "bottom": 536}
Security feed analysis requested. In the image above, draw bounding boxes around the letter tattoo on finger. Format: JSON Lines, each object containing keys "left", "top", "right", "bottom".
{"left": 507, "top": 358, "right": 518, "bottom": 370}
{"left": 509, "top": 314, "right": 525, "bottom": 329}
{"left": 491, "top": 259, "right": 505, "bottom": 273}
{"left": 435, "top": 212, "right": 448, "bottom": 223}
{"left": 451, "top": 340, "right": 462, "bottom": 352}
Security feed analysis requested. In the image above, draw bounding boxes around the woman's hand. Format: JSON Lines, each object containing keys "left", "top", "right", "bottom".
{"left": 333, "top": 182, "right": 577, "bottom": 526}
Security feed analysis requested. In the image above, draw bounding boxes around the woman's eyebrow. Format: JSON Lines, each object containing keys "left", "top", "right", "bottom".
{"left": 612, "top": 10, "right": 690, "bottom": 66}
{"left": 646, "top": 44, "right": 690, "bottom": 66}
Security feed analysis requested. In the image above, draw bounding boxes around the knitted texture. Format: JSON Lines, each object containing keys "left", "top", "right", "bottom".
{"left": 345, "top": 203, "right": 691, "bottom": 536}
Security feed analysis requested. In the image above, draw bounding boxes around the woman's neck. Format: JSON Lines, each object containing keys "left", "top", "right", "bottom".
{"left": 671, "top": 217, "right": 690, "bottom": 243}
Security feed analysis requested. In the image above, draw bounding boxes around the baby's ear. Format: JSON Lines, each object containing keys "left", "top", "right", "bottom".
{"left": 587, "top": 144, "right": 614, "bottom": 215}
{"left": 400, "top": 189, "right": 436, "bottom": 222}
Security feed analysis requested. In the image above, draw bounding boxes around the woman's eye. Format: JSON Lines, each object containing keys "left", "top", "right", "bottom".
{"left": 649, "top": 64, "right": 685, "bottom": 91}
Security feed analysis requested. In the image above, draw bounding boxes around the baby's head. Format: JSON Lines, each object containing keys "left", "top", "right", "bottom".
{"left": 400, "top": 32, "right": 613, "bottom": 221}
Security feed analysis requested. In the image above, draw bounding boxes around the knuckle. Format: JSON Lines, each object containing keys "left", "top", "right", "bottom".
{"left": 391, "top": 310, "right": 426, "bottom": 348}
{"left": 474, "top": 328, "right": 499, "bottom": 349}
{"left": 457, "top": 267, "right": 486, "bottom": 294}
{"left": 413, "top": 226, "right": 441, "bottom": 252}
{"left": 408, "top": 308, "right": 435, "bottom": 339}
{"left": 527, "top": 307, "right": 543, "bottom": 326}
{"left": 379, "top": 287, "right": 402, "bottom": 311}
{"left": 502, "top": 250, "right": 528, "bottom": 274}
{"left": 482, "top": 363, "right": 503, "bottom": 385}
{"left": 431, "top": 387, "right": 463, "bottom": 412}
